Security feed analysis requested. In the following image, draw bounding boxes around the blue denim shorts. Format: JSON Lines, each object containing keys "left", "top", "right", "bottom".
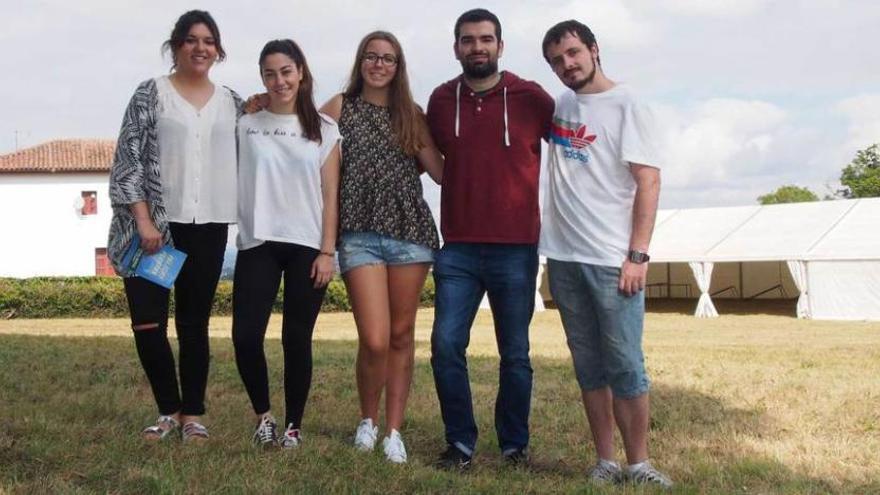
{"left": 337, "top": 231, "right": 434, "bottom": 274}
{"left": 547, "top": 259, "right": 650, "bottom": 398}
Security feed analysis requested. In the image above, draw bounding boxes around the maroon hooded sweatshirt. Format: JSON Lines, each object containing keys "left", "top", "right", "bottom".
{"left": 427, "top": 71, "right": 554, "bottom": 244}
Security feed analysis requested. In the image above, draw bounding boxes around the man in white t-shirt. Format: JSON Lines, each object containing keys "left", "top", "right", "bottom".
{"left": 540, "top": 20, "right": 671, "bottom": 488}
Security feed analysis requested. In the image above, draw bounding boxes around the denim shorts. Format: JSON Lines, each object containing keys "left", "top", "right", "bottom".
{"left": 547, "top": 259, "right": 650, "bottom": 398}
{"left": 337, "top": 231, "right": 434, "bottom": 274}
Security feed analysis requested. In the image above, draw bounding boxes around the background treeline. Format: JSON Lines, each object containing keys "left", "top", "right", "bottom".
{"left": 0, "top": 277, "right": 436, "bottom": 319}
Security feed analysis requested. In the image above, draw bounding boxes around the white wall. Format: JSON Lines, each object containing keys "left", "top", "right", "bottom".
{"left": 0, "top": 173, "right": 111, "bottom": 277}
{"left": 808, "top": 260, "right": 880, "bottom": 321}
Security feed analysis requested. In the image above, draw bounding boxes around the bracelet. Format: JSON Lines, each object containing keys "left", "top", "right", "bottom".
{"left": 319, "top": 251, "right": 335, "bottom": 257}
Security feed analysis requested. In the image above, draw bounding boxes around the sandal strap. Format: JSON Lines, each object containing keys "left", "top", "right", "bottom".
{"left": 157, "top": 414, "right": 180, "bottom": 427}
{"left": 142, "top": 415, "right": 179, "bottom": 439}
{"left": 182, "top": 421, "right": 209, "bottom": 440}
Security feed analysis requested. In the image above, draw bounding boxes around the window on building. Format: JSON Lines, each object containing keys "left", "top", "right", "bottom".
{"left": 95, "top": 248, "right": 114, "bottom": 276}
{"left": 81, "top": 191, "right": 97, "bottom": 215}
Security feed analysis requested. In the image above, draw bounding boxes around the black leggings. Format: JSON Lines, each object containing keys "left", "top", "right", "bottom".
{"left": 232, "top": 241, "right": 327, "bottom": 429}
{"left": 123, "top": 222, "right": 228, "bottom": 416}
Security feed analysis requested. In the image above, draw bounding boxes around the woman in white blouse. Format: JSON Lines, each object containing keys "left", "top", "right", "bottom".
{"left": 231, "top": 39, "right": 340, "bottom": 449}
{"left": 107, "top": 10, "right": 241, "bottom": 442}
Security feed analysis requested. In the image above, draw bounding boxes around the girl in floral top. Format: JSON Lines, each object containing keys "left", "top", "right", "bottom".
{"left": 320, "top": 30, "right": 442, "bottom": 463}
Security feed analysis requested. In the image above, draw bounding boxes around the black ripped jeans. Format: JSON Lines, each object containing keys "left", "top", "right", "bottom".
{"left": 123, "top": 222, "right": 227, "bottom": 416}
{"left": 232, "top": 241, "right": 327, "bottom": 429}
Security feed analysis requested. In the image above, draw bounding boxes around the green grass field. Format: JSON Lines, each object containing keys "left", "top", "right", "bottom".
{"left": 1, "top": 307, "right": 878, "bottom": 494}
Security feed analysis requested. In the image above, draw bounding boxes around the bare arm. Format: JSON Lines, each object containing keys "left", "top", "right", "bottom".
{"left": 319, "top": 94, "right": 344, "bottom": 122}
{"left": 629, "top": 164, "right": 660, "bottom": 253}
{"left": 311, "top": 142, "right": 341, "bottom": 288}
{"left": 619, "top": 164, "right": 660, "bottom": 296}
{"left": 416, "top": 122, "right": 444, "bottom": 184}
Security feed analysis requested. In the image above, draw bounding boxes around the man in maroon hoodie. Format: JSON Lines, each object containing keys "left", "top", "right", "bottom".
{"left": 426, "top": 8, "right": 555, "bottom": 469}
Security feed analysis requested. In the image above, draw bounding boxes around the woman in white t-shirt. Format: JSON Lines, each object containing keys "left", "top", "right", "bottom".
{"left": 107, "top": 10, "right": 241, "bottom": 443}
{"left": 232, "top": 39, "right": 341, "bottom": 449}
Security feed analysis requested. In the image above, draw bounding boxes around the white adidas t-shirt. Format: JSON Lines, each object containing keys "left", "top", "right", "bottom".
{"left": 236, "top": 110, "right": 341, "bottom": 251}
{"left": 539, "top": 84, "right": 662, "bottom": 267}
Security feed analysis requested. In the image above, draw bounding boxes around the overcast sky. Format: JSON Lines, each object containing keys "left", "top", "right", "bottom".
{"left": 2, "top": 0, "right": 879, "bottom": 208}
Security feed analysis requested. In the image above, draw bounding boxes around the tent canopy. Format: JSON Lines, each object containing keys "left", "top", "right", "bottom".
{"left": 652, "top": 198, "right": 879, "bottom": 263}
{"left": 647, "top": 198, "right": 880, "bottom": 320}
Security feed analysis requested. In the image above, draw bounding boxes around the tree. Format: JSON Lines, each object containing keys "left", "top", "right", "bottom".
{"left": 839, "top": 143, "right": 880, "bottom": 198}
{"left": 757, "top": 185, "right": 819, "bottom": 205}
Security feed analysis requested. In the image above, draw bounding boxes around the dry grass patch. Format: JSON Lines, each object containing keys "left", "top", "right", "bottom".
{"left": 1, "top": 308, "right": 878, "bottom": 493}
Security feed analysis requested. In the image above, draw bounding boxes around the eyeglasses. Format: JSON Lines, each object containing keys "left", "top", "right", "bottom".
{"left": 362, "top": 52, "right": 398, "bottom": 66}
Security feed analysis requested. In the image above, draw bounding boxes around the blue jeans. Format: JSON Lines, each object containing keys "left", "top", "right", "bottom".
{"left": 430, "top": 242, "right": 537, "bottom": 455}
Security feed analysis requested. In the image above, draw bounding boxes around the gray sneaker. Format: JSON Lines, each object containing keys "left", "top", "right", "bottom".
{"left": 252, "top": 414, "right": 278, "bottom": 448}
{"left": 587, "top": 459, "right": 622, "bottom": 485}
{"left": 627, "top": 461, "right": 673, "bottom": 489}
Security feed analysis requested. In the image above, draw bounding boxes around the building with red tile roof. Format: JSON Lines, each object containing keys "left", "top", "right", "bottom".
{"left": 0, "top": 139, "right": 115, "bottom": 174}
{"left": 1, "top": 139, "right": 115, "bottom": 277}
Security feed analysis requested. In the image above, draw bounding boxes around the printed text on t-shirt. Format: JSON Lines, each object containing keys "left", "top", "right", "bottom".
{"left": 550, "top": 117, "right": 597, "bottom": 164}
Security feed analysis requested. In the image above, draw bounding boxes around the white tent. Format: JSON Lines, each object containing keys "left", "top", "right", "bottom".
{"left": 647, "top": 198, "right": 880, "bottom": 321}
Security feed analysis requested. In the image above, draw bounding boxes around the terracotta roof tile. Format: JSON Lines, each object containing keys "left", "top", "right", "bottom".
{"left": 0, "top": 139, "right": 115, "bottom": 173}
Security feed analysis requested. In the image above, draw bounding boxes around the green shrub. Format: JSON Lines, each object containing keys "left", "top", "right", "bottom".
{"left": 0, "top": 276, "right": 436, "bottom": 319}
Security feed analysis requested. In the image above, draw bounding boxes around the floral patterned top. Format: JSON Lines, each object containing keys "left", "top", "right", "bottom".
{"left": 338, "top": 96, "right": 439, "bottom": 249}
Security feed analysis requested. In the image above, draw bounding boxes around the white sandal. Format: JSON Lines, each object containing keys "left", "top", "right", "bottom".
{"left": 142, "top": 415, "right": 180, "bottom": 441}
{"left": 182, "top": 421, "right": 210, "bottom": 443}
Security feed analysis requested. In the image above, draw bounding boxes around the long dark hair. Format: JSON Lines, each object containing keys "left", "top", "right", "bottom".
{"left": 162, "top": 10, "right": 226, "bottom": 70}
{"left": 343, "top": 31, "right": 426, "bottom": 156}
{"left": 259, "top": 39, "right": 322, "bottom": 143}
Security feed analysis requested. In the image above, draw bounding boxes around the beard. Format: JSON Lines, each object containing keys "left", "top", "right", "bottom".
{"left": 563, "top": 62, "right": 597, "bottom": 91}
{"left": 461, "top": 56, "right": 499, "bottom": 79}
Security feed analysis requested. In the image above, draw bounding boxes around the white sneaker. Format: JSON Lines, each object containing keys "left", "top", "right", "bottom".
{"left": 587, "top": 459, "right": 622, "bottom": 485}
{"left": 627, "top": 460, "right": 673, "bottom": 489}
{"left": 279, "top": 424, "right": 301, "bottom": 449}
{"left": 354, "top": 418, "right": 378, "bottom": 451}
{"left": 382, "top": 429, "right": 407, "bottom": 464}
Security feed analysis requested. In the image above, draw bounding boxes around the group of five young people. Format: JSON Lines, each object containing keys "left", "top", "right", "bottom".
{"left": 108, "top": 10, "right": 670, "bottom": 486}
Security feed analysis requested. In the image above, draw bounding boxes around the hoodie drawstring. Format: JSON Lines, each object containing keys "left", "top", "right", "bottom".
{"left": 454, "top": 79, "right": 510, "bottom": 147}
{"left": 503, "top": 87, "right": 510, "bottom": 147}
{"left": 455, "top": 81, "right": 461, "bottom": 138}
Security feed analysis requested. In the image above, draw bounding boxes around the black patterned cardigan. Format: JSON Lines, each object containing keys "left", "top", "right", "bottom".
{"left": 107, "top": 78, "right": 243, "bottom": 277}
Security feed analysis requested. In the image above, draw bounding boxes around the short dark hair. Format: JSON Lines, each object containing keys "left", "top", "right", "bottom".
{"left": 162, "top": 10, "right": 226, "bottom": 69}
{"left": 542, "top": 19, "right": 598, "bottom": 64}
{"left": 454, "top": 8, "right": 502, "bottom": 41}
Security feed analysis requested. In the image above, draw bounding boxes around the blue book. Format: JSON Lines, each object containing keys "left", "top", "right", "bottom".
{"left": 121, "top": 234, "right": 187, "bottom": 289}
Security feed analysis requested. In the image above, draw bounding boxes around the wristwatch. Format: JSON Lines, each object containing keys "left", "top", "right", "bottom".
{"left": 628, "top": 250, "right": 650, "bottom": 264}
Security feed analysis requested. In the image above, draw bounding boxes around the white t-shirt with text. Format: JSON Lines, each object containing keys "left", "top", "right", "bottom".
{"left": 236, "top": 110, "right": 341, "bottom": 251}
{"left": 539, "top": 84, "right": 662, "bottom": 267}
